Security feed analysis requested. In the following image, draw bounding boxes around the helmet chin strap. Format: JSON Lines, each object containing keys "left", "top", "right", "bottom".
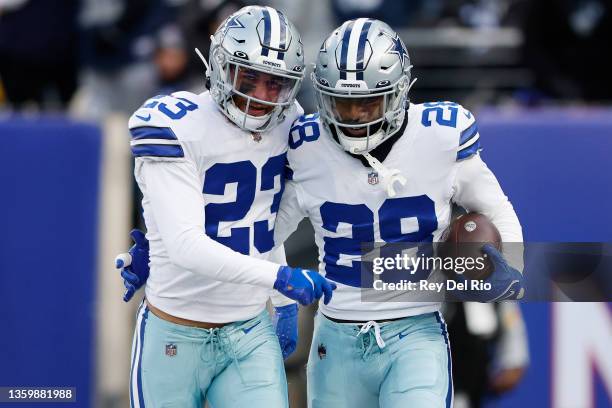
{"left": 195, "top": 47, "right": 212, "bottom": 89}
{"left": 362, "top": 152, "right": 406, "bottom": 197}
{"left": 358, "top": 76, "right": 416, "bottom": 197}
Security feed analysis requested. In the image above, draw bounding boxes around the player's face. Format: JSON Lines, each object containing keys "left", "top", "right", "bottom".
{"left": 230, "top": 66, "right": 296, "bottom": 117}
{"left": 329, "top": 95, "right": 384, "bottom": 137}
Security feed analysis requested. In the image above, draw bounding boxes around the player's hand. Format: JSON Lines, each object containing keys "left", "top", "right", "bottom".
{"left": 273, "top": 303, "right": 299, "bottom": 360}
{"left": 273, "top": 266, "right": 337, "bottom": 306}
{"left": 454, "top": 244, "right": 524, "bottom": 302}
{"left": 115, "top": 229, "right": 150, "bottom": 302}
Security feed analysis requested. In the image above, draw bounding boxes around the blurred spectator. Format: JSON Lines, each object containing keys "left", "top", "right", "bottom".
{"left": 172, "top": 0, "right": 244, "bottom": 91}
{"left": 522, "top": 0, "right": 612, "bottom": 102}
{"left": 0, "top": 0, "right": 79, "bottom": 110}
{"left": 73, "top": 0, "right": 184, "bottom": 120}
{"left": 153, "top": 24, "right": 190, "bottom": 94}
{"left": 444, "top": 302, "right": 529, "bottom": 408}
{"left": 330, "top": 0, "right": 443, "bottom": 27}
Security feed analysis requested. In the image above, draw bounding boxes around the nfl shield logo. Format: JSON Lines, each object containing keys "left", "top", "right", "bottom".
{"left": 165, "top": 343, "right": 177, "bottom": 357}
{"left": 368, "top": 172, "right": 379, "bottom": 185}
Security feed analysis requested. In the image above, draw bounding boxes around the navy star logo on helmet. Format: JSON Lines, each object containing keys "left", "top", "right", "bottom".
{"left": 222, "top": 15, "right": 245, "bottom": 35}
{"left": 386, "top": 33, "right": 410, "bottom": 71}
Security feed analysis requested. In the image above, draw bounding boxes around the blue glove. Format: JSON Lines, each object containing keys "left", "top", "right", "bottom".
{"left": 273, "top": 303, "right": 299, "bottom": 360}
{"left": 115, "top": 229, "right": 150, "bottom": 302}
{"left": 454, "top": 244, "right": 524, "bottom": 302}
{"left": 273, "top": 266, "right": 337, "bottom": 306}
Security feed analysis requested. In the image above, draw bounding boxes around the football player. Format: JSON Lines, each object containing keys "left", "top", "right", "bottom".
{"left": 272, "top": 19, "right": 525, "bottom": 407}
{"left": 120, "top": 6, "right": 335, "bottom": 408}
{"left": 119, "top": 18, "right": 525, "bottom": 408}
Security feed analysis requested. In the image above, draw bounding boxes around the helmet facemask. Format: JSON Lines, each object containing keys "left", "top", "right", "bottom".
{"left": 314, "top": 73, "right": 411, "bottom": 154}
{"left": 209, "top": 44, "right": 303, "bottom": 132}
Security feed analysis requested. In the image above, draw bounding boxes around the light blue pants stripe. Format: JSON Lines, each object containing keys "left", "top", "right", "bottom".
{"left": 307, "top": 311, "right": 453, "bottom": 408}
{"left": 129, "top": 303, "right": 288, "bottom": 408}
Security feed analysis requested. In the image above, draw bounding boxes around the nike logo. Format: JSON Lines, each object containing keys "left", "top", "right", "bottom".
{"left": 398, "top": 331, "right": 409, "bottom": 340}
{"left": 243, "top": 321, "right": 261, "bottom": 334}
{"left": 135, "top": 113, "right": 152, "bottom": 121}
{"left": 464, "top": 111, "right": 473, "bottom": 119}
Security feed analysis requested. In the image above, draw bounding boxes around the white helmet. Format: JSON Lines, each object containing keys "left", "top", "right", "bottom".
{"left": 312, "top": 19, "right": 414, "bottom": 154}
{"left": 204, "top": 6, "right": 305, "bottom": 132}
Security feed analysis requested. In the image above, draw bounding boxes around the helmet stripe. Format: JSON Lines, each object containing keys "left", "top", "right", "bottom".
{"left": 339, "top": 20, "right": 355, "bottom": 80}
{"left": 346, "top": 18, "right": 368, "bottom": 81}
{"left": 277, "top": 10, "right": 288, "bottom": 60}
{"left": 356, "top": 19, "right": 373, "bottom": 80}
{"left": 261, "top": 7, "right": 272, "bottom": 56}
{"left": 267, "top": 7, "right": 281, "bottom": 49}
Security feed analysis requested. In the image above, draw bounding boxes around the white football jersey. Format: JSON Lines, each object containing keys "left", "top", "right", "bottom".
{"left": 128, "top": 91, "right": 303, "bottom": 323}
{"left": 275, "top": 102, "right": 523, "bottom": 321}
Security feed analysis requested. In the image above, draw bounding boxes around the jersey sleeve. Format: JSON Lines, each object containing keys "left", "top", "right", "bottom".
{"left": 128, "top": 94, "right": 197, "bottom": 162}
{"left": 452, "top": 153, "right": 524, "bottom": 271}
{"left": 267, "top": 245, "right": 297, "bottom": 307}
{"left": 137, "top": 158, "right": 281, "bottom": 287}
{"left": 274, "top": 179, "right": 307, "bottom": 247}
{"left": 456, "top": 105, "right": 481, "bottom": 161}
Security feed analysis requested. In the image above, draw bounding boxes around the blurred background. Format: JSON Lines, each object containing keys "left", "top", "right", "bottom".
{"left": 0, "top": 0, "right": 611, "bottom": 407}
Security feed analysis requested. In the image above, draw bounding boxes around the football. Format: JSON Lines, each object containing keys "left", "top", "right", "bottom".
{"left": 440, "top": 212, "right": 502, "bottom": 280}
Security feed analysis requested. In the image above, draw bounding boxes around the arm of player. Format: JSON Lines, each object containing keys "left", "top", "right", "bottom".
{"left": 452, "top": 153, "right": 525, "bottom": 301}
{"left": 273, "top": 179, "right": 307, "bottom": 247}
{"left": 452, "top": 153, "right": 524, "bottom": 272}
{"left": 136, "top": 158, "right": 335, "bottom": 305}
{"left": 268, "top": 247, "right": 299, "bottom": 360}
{"left": 268, "top": 245, "right": 298, "bottom": 307}
{"left": 136, "top": 159, "right": 280, "bottom": 288}
{"left": 140, "top": 158, "right": 281, "bottom": 287}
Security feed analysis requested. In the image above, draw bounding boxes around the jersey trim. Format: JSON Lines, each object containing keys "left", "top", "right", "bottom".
{"left": 129, "top": 126, "right": 184, "bottom": 158}
{"left": 130, "top": 126, "right": 178, "bottom": 141}
{"left": 457, "top": 120, "right": 480, "bottom": 160}
{"left": 131, "top": 143, "right": 184, "bottom": 158}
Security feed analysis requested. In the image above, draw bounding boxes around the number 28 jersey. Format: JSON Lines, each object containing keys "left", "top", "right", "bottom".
{"left": 129, "top": 91, "right": 302, "bottom": 323}
{"left": 275, "top": 102, "right": 523, "bottom": 321}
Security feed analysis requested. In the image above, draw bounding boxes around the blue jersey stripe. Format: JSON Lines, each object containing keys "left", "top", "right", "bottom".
{"left": 339, "top": 20, "right": 355, "bottom": 80}
{"left": 356, "top": 20, "right": 372, "bottom": 80}
{"left": 261, "top": 8, "right": 272, "bottom": 56}
{"left": 130, "top": 126, "right": 177, "bottom": 141}
{"left": 129, "top": 302, "right": 144, "bottom": 408}
{"left": 457, "top": 137, "right": 481, "bottom": 160}
{"left": 131, "top": 144, "right": 184, "bottom": 158}
{"left": 136, "top": 307, "right": 149, "bottom": 408}
{"left": 435, "top": 311, "right": 453, "bottom": 408}
{"left": 459, "top": 121, "right": 478, "bottom": 145}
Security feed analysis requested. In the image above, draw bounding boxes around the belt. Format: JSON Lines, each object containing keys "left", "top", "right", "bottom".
{"left": 146, "top": 300, "right": 227, "bottom": 329}
{"left": 322, "top": 313, "right": 406, "bottom": 324}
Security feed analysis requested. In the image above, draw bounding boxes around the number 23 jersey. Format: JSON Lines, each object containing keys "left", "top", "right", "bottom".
{"left": 275, "top": 102, "right": 523, "bottom": 321}
{"left": 129, "top": 91, "right": 302, "bottom": 323}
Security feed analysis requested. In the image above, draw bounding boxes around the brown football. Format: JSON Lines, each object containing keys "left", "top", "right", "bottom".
{"left": 440, "top": 212, "right": 502, "bottom": 280}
